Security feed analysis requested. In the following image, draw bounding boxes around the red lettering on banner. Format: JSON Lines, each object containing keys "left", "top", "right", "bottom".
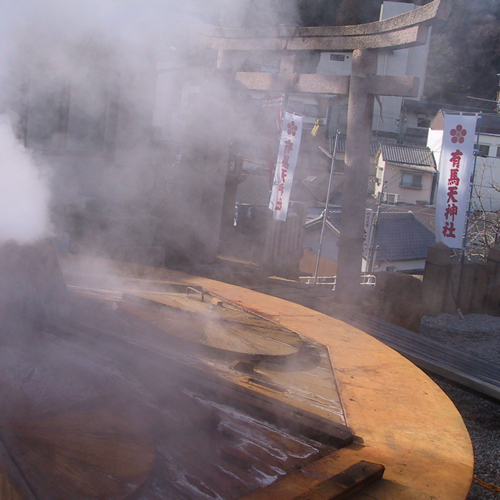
{"left": 445, "top": 204, "right": 458, "bottom": 221}
{"left": 284, "top": 140, "right": 293, "bottom": 155}
{"left": 450, "top": 150, "right": 463, "bottom": 168}
{"left": 442, "top": 222, "right": 456, "bottom": 238}
{"left": 448, "top": 169, "right": 460, "bottom": 186}
{"left": 442, "top": 149, "right": 463, "bottom": 239}
{"left": 446, "top": 186, "right": 458, "bottom": 204}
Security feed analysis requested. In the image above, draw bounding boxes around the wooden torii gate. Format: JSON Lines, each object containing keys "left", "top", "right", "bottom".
{"left": 197, "top": 0, "right": 450, "bottom": 300}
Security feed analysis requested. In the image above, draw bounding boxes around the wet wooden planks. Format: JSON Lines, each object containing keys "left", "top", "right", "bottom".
{"left": 240, "top": 459, "right": 385, "bottom": 500}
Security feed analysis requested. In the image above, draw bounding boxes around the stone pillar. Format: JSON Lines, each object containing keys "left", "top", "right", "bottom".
{"left": 486, "top": 245, "right": 500, "bottom": 310}
{"left": 422, "top": 242, "right": 453, "bottom": 315}
{"left": 335, "top": 49, "right": 377, "bottom": 302}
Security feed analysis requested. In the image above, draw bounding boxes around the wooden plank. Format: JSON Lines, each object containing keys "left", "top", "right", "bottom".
{"left": 1, "top": 410, "right": 155, "bottom": 500}
{"left": 241, "top": 460, "right": 384, "bottom": 500}
{"left": 291, "top": 461, "right": 385, "bottom": 500}
{"left": 0, "top": 474, "right": 25, "bottom": 500}
{"left": 0, "top": 438, "right": 37, "bottom": 500}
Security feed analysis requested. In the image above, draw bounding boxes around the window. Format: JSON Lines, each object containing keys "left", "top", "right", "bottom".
{"left": 400, "top": 172, "right": 422, "bottom": 190}
{"left": 330, "top": 53, "right": 348, "bottom": 62}
{"left": 496, "top": 146, "right": 500, "bottom": 157}
{"left": 477, "top": 144, "right": 490, "bottom": 157}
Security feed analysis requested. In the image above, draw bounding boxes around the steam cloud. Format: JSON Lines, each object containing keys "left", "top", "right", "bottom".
{"left": 0, "top": 0, "right": 298, "bottom": 259}
{"left": 0, "top": 116, "right": 50, "bottom": 244}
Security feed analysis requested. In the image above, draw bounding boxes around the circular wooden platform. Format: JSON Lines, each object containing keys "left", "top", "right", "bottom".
{"left": 58, "top": 255, "right": 474, "bottom": 500}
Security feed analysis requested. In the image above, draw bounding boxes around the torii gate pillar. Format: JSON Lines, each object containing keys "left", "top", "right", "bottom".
{"left": 336, "top": 49, "right": 377, "bottom": 302}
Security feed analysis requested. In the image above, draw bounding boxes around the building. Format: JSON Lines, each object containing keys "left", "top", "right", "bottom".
{"left": 374, "top": 144, "right": 437, "bottom": 205}
{"left": 372, "top": 1, "right": 432, "bottom": 142}
{"left": 428, "top": 111, "right": 500, "bottom": 212}
{"left": 301, "top": 209, "right": 435, "bottom": 277}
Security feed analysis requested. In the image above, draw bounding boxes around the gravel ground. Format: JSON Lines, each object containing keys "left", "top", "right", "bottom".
{"left": 420, "top": 314, "right": 500, "bottom": 500}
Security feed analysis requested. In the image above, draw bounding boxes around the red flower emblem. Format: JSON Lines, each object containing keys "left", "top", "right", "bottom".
{"left": 287, "top": 121, "right": 298, "bottom": 136}
{"left": 450, "top": 124, "right": 467, "bottom": 144}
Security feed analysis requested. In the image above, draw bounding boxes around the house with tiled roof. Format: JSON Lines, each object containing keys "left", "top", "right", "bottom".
{"left": 373, "top": 211, "right": 436, "bottom": 272}
{"left": 374, "top": 144, "right": 437, "bottom": 205}
{"left": 300, "top": 209, "right": 435, "bottom": 276}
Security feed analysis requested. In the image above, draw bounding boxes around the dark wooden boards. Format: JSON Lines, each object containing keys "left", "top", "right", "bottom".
{"left": 291, "top": 461, "right": 385, "bottom": 500}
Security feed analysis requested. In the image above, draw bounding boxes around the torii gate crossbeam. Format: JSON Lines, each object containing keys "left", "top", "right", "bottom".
{"left": 196, "top": 0, "right": 450, "bottom": 300}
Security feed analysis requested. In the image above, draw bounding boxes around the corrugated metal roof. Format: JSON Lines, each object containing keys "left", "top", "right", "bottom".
{"left": 380, "top": 144, "right": 436, "bottom": 170}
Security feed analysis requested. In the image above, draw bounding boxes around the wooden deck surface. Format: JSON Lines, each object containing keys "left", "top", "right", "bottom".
{"left": 54, "top": 254, "right": 474, "bottom": 500}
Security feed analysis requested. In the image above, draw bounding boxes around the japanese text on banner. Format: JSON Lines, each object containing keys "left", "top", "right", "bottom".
{"left": 435, "top": 114, "right": 478, "bottom": 248}
{"left": 269, "top": 112, "right": 303, "bottom": 221}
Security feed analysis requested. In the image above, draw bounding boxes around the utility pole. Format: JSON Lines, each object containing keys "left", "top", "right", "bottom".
{"left": 314, "top": 130, "right": 340, "bottom": 284}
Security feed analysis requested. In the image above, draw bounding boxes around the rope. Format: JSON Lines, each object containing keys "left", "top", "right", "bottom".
{"left": 473, "top": 476, "right": 500, "bottom": 494}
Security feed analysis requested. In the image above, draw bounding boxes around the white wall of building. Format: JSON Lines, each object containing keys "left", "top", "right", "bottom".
{"left": 316, "top": 52, "right": 353, "bottom": 76}
{"left": 373, "top": 2, "right": 431, "bottom": 138}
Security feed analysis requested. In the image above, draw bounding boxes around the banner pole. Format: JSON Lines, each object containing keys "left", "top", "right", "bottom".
{"left": 314, "top": 130, "right": 340, "bottom": 284}
{"left": 462, "top": 113, "right": 482, "bottom": 254}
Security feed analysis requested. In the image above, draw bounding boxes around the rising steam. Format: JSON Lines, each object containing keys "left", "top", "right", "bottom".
{"left": 0, "top": 116, "right": 51, "bottom": 244}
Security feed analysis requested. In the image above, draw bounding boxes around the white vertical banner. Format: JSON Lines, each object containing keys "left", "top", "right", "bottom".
{"left": 269, "top": 112, "right": 303, "bottom": 221}
{"left": 362, "top": 209, "right": 374, "bottom": 272}
{"left": 362, "top": 209, "right": 374, "bottom": 258}
{"left": 436, "top": 114, "right": 478, "bottom": 248}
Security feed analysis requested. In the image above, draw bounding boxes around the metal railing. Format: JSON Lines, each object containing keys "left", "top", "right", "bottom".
{"left": 299, "top": 274, "right": 376, "bottom": 290}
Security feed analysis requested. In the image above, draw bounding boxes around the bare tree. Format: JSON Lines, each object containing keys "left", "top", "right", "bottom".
{"left": 465, "top": 167, "right": 500, "bottom": 258}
